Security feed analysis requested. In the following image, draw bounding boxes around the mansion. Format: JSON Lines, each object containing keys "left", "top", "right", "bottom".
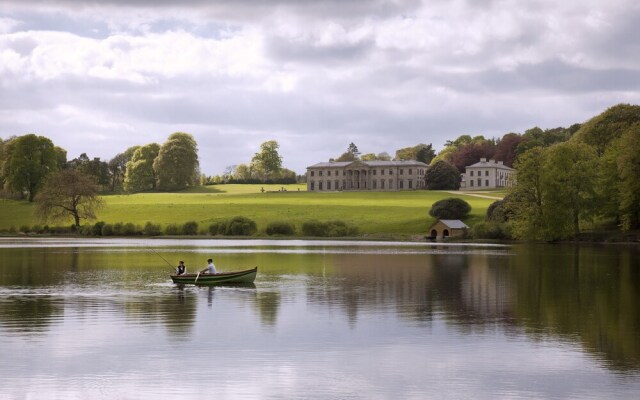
{"left": 306, "top": 160, "right": 429, "bottom": 191}
{"left": 460, "top": 158, "right": 515, "bottom": 190}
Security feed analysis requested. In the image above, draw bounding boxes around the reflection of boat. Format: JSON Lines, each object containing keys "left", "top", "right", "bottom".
{"left": 170, "top": 267, "right": 258, "bottom": 285}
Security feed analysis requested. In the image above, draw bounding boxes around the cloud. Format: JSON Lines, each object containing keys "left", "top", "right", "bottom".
{"left": 1, "top": 0, "right": 639, "bottom": 174}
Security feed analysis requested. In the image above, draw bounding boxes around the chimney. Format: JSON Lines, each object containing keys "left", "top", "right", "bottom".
{"left": 497, "top": 161, "right": 504, "bottom": 165}
{"left": 480, "top": 158, "right": 487, "bottom": 162}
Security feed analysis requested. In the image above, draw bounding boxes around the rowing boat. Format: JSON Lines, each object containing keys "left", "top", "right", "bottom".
{"left": 170, "top": 267, "right": 257, "bottom": 285}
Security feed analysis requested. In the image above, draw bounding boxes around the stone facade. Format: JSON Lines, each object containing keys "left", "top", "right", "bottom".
{"left": 460, "top": 158, "right": 515, "bottom": 190}
{"left": 306, "top": 160, "right": 428, "bottom": 191}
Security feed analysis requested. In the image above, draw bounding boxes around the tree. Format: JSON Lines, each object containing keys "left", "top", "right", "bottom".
{"left": 251, "top": 140, "right": 283, "bottom": 178}
{"left": 107, "top": 152, "right": 128, "bottom": 192}
{"left": 507, "top": 147, "right": 547, "bottom": 240}
{"left": 347, "top": 142, "right": 360, "bottom": 158}
{"left": 428, "top": 198, "right": 471, "bottom": 219}
{"left": 615, "top": 125, "right": 640, "bottom": 230}
{"left": 68, "top": 153, "right": 110, "bottom": 189}
{"left": 493, "top": 133, "right": 524, "bottom": 167}
{"left": 35, "top": 169, "right": 103, "bottom": 227}
{"left": 424, "top": 160, "right": 461, "bottom": 190}
{"left": 154, "top": 132, "right": 199, "bottom": 191}
{"left": 335, "top": 152, "right": 357, "bottom": 162}
{"left": 395, "top": 143, "right": 435, "bottom": 164}
{"left": 572, "top": 104, "right": 640, "bottom": 156}
{"left": 542, "top": 142, "right": 599, "bottom": 238}
{"left": 124, "top": 143, "right": 160, "bottom": 192}
{"left": 361, "top": 152, "right": 392, "bottom": 161}
{"left": 1, "top": 134, "right": 60, "bottom": 201}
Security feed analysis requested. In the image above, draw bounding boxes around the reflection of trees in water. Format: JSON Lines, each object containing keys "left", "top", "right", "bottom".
{"left": 256, "top": 290, "right": 280, "bottom": 327}
{"left": 0, "top": 296, "right": 64, "bottom": 335}
{"left": 302, "top": 246, "right": 640, "bottom": 372}
{"left": 305, "top": 253, "right": 439, "bottom": 327}
{"left": 511, "top": 245, "right": 640, "bottom": 372}
{"left": 120, "top": 284, "right": 198, "bottom": 338}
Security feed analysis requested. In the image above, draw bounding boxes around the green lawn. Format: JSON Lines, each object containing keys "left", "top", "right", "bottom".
{"left": 0, "top": 184, "right": 499, "bottom": 238}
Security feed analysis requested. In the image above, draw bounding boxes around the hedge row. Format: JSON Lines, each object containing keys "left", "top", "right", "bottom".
{"left": 2, "top": 217, "right": 359, "bottom": 238}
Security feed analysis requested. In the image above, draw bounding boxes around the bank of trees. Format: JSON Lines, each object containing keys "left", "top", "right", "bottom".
{"left": 498, "top": 104, "right": 640, "bottom": 240}
{"left": 222, "top": 140, "right": 297, "bottom": 184}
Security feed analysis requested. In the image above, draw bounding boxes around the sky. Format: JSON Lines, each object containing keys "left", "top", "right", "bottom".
{"left": 1, "top": 0, "right": 639, "bottom": 175}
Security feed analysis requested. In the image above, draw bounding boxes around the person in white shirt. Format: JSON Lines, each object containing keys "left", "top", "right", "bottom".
{"left": 200, "top": 258, "right": 217, "bottom": 274}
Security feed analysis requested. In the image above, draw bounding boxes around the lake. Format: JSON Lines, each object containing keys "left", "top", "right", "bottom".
{"left": 0, "top": 238, "right": 639, "bottom": 399}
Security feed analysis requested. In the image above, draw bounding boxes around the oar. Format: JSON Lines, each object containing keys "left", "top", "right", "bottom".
{"left": 194, "top": 271, "right": 201, "bottom": 284}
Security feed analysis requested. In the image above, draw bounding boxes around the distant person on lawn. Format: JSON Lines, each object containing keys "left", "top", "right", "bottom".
{"left": 200, "top": 258, "right": 217, "bottom": 274}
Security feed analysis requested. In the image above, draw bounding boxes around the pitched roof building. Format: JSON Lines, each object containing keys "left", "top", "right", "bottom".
{"left": 306, "top": 160, "right": 428, "bottom": 191}
{"left": 460, "top": 158, "right": 515, "bottom": 190}
{"left": 428, "top": 219, "right": 469, "bottom": 240}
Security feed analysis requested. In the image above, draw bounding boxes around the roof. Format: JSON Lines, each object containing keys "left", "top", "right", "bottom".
{"left": 308, "top": 160, "right": 429, "bottom": 169}
{"left": 435, "top": 219, "right": 469, "bottom": 229}
{"left": 466, "top": 159, "right": 515, "bottom": 171}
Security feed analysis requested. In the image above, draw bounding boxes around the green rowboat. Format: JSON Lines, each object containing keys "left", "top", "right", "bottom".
{"left": 170, "top": 267, "right": 257, "bottom": 285}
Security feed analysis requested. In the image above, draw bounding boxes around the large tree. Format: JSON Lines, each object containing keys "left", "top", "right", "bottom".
{"left": 68, "top": 153, "right": 110, "bottom": 189}
{"left": 493, "top": 133, "right": 524, "bottom": 167}
{"left": 395, "top": 143, "right": 435, "bottom": 164}
{"left": 124, "top": 143, "right": 160, "bottom": 192}
{"left": 35, "top": 169, "right": 103, "bottom": 228}
{"left": 251, "top": 140, "right": 283, "bottom": 178}
{"left": 154, "top": 132, "right": 199, "bottom": 191}
{"left": 1, "top": 134, "right": 61, "bottom": 201}
{"left": 424, "top": 160, "right": 461, "bottom": 190}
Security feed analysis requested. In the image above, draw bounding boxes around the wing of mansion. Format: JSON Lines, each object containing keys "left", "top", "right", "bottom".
{"left": 306, "top": 158, "right": 515, "bottom": 191}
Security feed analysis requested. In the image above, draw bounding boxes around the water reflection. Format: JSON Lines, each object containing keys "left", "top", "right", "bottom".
{"left": 0, "top": 240, "right": 639, "bottom": 398}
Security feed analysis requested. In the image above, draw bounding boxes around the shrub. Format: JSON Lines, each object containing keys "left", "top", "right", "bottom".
{"left": 112, "top": 222, "right": 124, "bottom": 236}
{"left": 80, "top": 225, "right": 93, "bottom": 236}
{"left": 266, "top": 221, "right": 295, "bottom": 236}
{"left": 302, "top": 220, "right": 326, "bottom": 236}
{"left": 429, "top": 198, "right": 471, "bottom": 220}
{"left": 208, "top": 222, "right": 221, "bottom": 235}
{"left": 101, "top": 224, "right": 114, "bottom": 236}
{"left": 182, "top": 221, "right": 199, "bottom": 235}
{"left": 92, "top": 221, "right": 106, "bottom": 236}
{"left": 19, "top": 225, "right": 30, "bottom": 233}
{"left": 165, "top": 223, "right": 180, "bottom": 235}
{"left": 122, "top": 222, "right": 138, "bottom": 236}
{"left": 221, "top": 216, "right": 257, "bottom": 236}
{"left": 143, "top": 222, "right": 162, "bottom": 236}
{"left": 472, "top": 221, "right": 513, "bottom": 240}
{"left": 302, "top": 220, "right": 358, "bottom": 237}
{"left": 32, "top": 225, "right": 43, "bottom": 234}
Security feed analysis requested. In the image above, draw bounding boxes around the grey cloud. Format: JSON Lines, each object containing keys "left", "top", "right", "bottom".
{"left": 265, "top": 35, "right": 375, "bottom": 63}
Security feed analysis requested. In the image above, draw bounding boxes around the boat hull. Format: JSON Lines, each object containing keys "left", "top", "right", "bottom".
{"left": 170, "top": 267, "right": 257, "bottom": 285}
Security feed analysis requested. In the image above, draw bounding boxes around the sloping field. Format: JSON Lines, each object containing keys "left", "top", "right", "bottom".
{"left": 0, "top": 184, "right": 499, "bottom": 237}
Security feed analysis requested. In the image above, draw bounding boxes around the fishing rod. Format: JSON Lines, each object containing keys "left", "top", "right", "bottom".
{"left": 148, "top": 247, "right": 175, "bottom": 271}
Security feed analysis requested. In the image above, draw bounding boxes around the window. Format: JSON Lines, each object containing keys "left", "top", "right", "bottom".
{"left": 389, "top": 169, "right": 393, "bottom": 175}
{"left": 486, "top": 179, "right": 489, "bottom": 186}
{"left": 477, "top": 178, "right": 481, "bottom": 186}
{"left": 310, "top": 182, "right": 315, "bottom": 190}
{"left": 373, "top": 170, "right": 377, "bottom": 175}
{"left": 381, "top": 180, "right": 385, "bottom": 189}
{"left": 336, "top": 180, "right": 339, "bottom": 190}
{"left": 470, "top": 180, "right": 474, "bottom": 187}
{"left": 328, "top": 170, "right": 331, "bottom": 176}
{"left": 485, "top": 170, "right": 489, "bottom": 176}
{"left": 319, "top": 171, "right": 323, "bottom": 176}
{"left": 373, "top": 180, "right": 377, "bottom": 189}
{"left": 319, "top": 182, "right": 323, "bottom": 190}
{"left": 409, "top": 169, "right": 412, "bottom": 175}
{"left": 327, "top": 181, "right": 331, "bottom": 190}
{"left": 381, "top": 169, "right": 385, "bottom": 175}
{"left": 389, "top": 179, "right": 393, "bottom": 189}
{"left": 311, "top": 171, "right": 315, "bottom": 177}
{"left": 399, "top": 180, "right": 404, "bottom": 189}
{"left": 400, "top": 169, "right": 404, "bottom": 175}
{"left": 409, "top": 180, "right": 413, "bottom": 189}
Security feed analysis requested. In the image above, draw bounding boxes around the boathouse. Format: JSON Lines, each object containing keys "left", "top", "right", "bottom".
{"left": 428, "top": 219, "right": 469, "bottom": 240}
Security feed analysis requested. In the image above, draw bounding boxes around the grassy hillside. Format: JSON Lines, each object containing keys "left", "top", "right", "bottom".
{"left": 0, "top": 184, "right": 499, "bottom": 238}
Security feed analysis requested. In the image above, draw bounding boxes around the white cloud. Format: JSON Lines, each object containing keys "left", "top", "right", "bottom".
{"left": 1, "top": 0, "right": 639, "bottom": 174}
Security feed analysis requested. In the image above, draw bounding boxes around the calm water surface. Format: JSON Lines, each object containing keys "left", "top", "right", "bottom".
{"left": 0, "top": 238, "right": 638, "bottom": 399}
